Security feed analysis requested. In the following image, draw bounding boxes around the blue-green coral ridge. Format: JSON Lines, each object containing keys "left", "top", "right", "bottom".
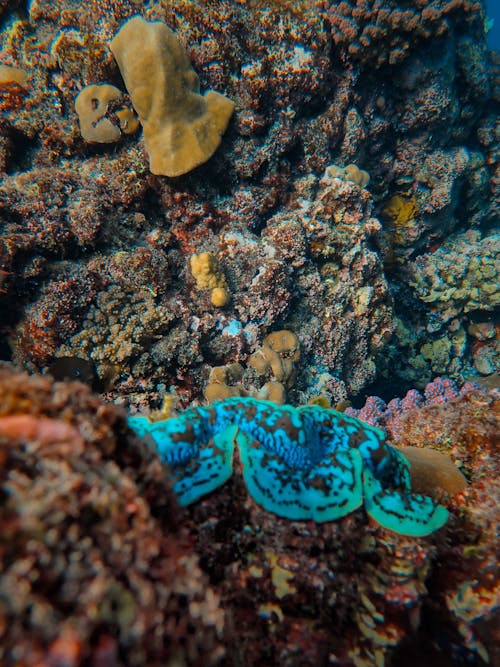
{"left": 127, "top": 397, "right": 448, "bottom": 537}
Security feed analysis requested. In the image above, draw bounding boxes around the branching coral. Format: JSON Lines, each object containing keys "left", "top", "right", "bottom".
{"left": 59, "top": 285, "right": 174, "bottom": 380}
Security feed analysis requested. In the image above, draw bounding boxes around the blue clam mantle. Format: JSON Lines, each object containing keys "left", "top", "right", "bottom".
{"left": 128, "top": 397, "right": 448, "bottom": 537}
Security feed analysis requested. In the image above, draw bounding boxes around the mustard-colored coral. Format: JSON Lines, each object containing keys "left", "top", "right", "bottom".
{"left": 75, "top": 83, "right": 139, "bottom": 143}
{"left": 266, "top": 552, "right": 296, "bottom": 599}
{"left": 308, "top": 395, "right": 331, "bottom": 409}
{"left": 204, "top": 363, "right": 245, "bottom": 402}
{"left": 210, "top": 286, "right": 230, "bottom": 307}
{"left": 109, "top": 16, "right": 234, "bottom": 177}
{"left": 258, "top": 381, "right": 286, "bottom": 405}
{"left": 382, "top": 194, "right": 418, "bottom": 243}
{"left": 190, "top": 252, "right": 229, "bottom": 307}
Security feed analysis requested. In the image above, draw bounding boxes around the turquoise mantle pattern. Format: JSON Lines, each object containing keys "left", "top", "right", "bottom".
{"left": 128, "top": 397, "right": 448, "bottom": 537}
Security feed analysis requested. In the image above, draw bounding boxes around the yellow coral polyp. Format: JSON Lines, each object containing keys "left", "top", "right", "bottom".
{"left": 382, "top": 194, "right": 418, "bottom": 227}
{"left": 190, "top": 252, "right": 229, "bottom": 307}
{"left": 210, "top": 287, "right": 229, "bottom": 307}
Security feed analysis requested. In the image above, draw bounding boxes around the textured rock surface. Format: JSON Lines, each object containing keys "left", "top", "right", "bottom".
{"left": 0, "top": 365, "right": 224, "bottom": 666}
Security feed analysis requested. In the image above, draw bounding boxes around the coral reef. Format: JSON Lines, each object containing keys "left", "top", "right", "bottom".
{"left": 58, "top": 285, "right": 175, "bottom": 386}
{"left": 0, "top": 0, "right": 497, "bottom": 663}
{"left": 325, "top": 162, "right": 370, "bottom": 188}
{"left": 248, "top": 330, "right": 300, "bottom": 389}
{"left": 372, "top": 228, "right": 499, "bottom": 390}
{"left": 326, "top": 0, "right": 485, "bottom": 68}
{"left": 0, "top": 365, "right": 223, "bottom": 666}
{"left": 0, "top": 0, "right": 496, "bottom": 403}
{"left": 408, "top": 229, "right": 499, "bottom": 324}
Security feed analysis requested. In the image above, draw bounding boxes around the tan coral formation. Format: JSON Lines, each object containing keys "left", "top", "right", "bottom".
{"left": 75, "top": 83, "right": 139, "bottom": 143}
{"left": 326, "top": 163, "right": 370, "bottom": 188}
{"left": 204, "top": 330, "right": 300, "bottom": 405}
{"left": 204, "top": 363, "right": 246, "bottom": 402}
{"left": 190, "top": 251, "right": 230, "bottom": 307}
{"left": 395, "top": 445, "right": 468, "bottom": 496}
{"left": 109, "top": 16, "right": 234, "bottom": 176}
{"left": 248, "top": 330, "right": 300, "bottom": 385}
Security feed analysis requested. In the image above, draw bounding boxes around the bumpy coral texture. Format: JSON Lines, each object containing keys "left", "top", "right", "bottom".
{"left": 205, "top": 330, "right": 300, "bottom": 404}
{"left": 0, "top": 0, "right": 497, "bottom": 407}
{"left": 59, "top": 285, "right": 175, "bottom": 381}
{"left": 408, "top": 229, "right": 499, "bottom": 322}
{"left": 326, "top": 0, "right": 484, "bottom": 67}
{"left": 0, "top": 365, "right": 224, "bottom": 666}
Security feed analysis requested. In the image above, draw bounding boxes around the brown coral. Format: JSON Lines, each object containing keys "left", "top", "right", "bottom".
{"left": 0, "top": 364, "right": 224, "bottom": 667}
{"left": 204, "top": 330, "right": 300, "bottom": 405}
{"left": 109, "top": 16, "right": 234, "bottom": 176}
{"left": 75, "top": 83, "right": 138, "bottom": 143}
{"left": 395, "top": 445, "right": 467, "bottom": 497}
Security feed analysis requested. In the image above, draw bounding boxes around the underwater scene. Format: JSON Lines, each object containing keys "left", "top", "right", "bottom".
{"left": 0, "top": 1, "right": 498, "bottom": 665}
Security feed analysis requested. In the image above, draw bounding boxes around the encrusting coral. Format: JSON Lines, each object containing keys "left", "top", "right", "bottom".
{"left": 395, "top": 445, "right": 467, "bottom": 496}
{"left": 75, "top": 83, "right": 139, "bottom": 143}
{"left": 109, "top": 16, "right": 234, "bottom": 176}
